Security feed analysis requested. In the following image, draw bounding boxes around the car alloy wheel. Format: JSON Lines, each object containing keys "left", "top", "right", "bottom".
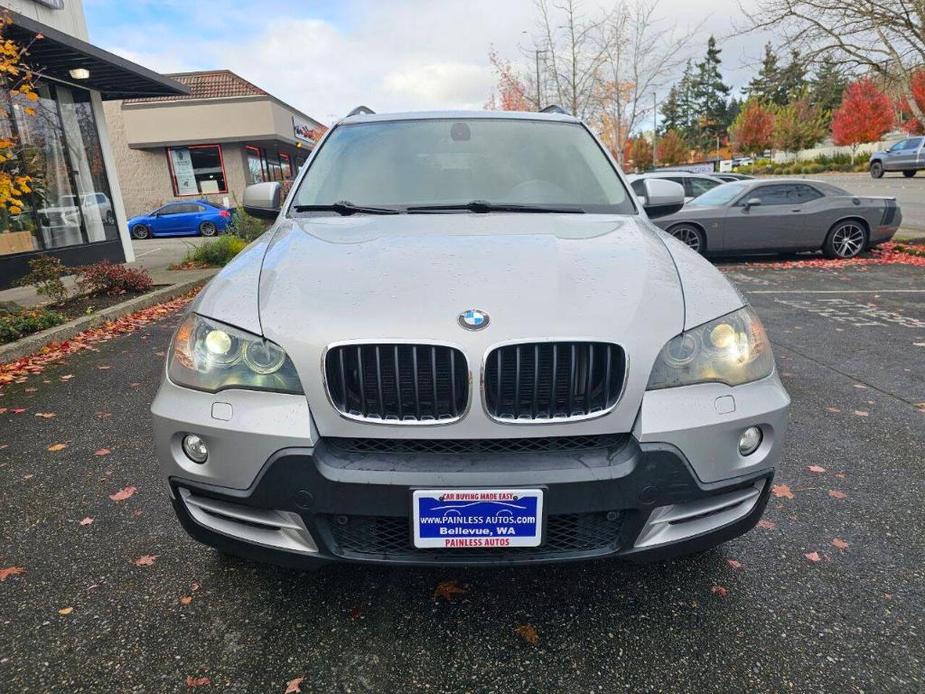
{"left": 829, "top": 222, "right": 866, "bottom": 259}
{"left": 870, "top": 162, "right": 883, "bottom": 178}
{"left": 668, "top": 224, "right": 704, "bottom": 254}
{"left": 131, "top": 224, "right": 149, "bottom": 240}
{"left": 200, "top": 222, "right": 217, "bottom": 237}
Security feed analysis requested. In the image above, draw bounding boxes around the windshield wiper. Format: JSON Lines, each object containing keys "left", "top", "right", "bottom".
{"left": 292, "top": 201, "right": 400, "bottom": 215}
{"left": 406, "top": 200, "right": 585, "bottom": 214}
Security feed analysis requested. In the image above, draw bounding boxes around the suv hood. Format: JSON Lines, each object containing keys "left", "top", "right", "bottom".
{"left": 251, "top": 213, "right": 685, "bottom": 437}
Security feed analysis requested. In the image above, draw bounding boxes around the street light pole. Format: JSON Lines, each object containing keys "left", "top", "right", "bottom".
{"left": 652, "top": 92, "right": 658, "bottom": 170}
{"left": 534, "top": 50, "right": 546, "bottom": 111}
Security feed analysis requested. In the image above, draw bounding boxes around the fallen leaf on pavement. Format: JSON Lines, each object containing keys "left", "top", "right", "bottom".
{"left": 831, "top": 538, "right": 849, "bottom": 550}
{"left": 771, "top": 484, "right": 794, "bottom": 499}
{"left": 58, "top": 607, "right": 73, "bottom": 615}
{"left": 59, "top": 374, "right": 74, "bottom": 381}
{"left": 179, "top": 596, "right": 193, "bottom": 605}
{"left": 47, "top": 443, "right": 67, "bottom": 452}
{"left": 804, "top": 551, "right": 823, "bottom": 563}
{"left": 285, "top": 676, "right": 305, "bottom": 693}
{"left": 97, "top": 365, "right": 111, "bottom": 370}
{"left": 853, "top": 410, "right": 869, "bottom": 417}
{"left": 433, "top": 580, "right": 468, "bottom": 601}
{"left": 34, "top": 412, "right": 56, "bottom": 419}
{"left": 191, "top": 581, "right": 200, "bottom": 592}
{"left": 825, "top": 406, "right": 841, "bottom": 413}
{"left": 95, "top": 411, "right": 112, "bottom": 418}
{"left": 711, "top": 585, "right": 729, "bottom": 597}
{"left": 828, "top": 490, "right": 848, "bottom": 499}
{"left": 726, "top": 559, "right": 743, "bottom": 570}
{"left": 835, "top": 473, "right": 846, "bottom": 479}
{"left": 94, "top": 448, "right": 111, "bottom": 456}
{"left": 807, "top": 465, "right": 826, "bottom": 473}
{"left": 133, "top": 554, "right": 157, "bottom": 567}
{"left": 109, "top": 486, "right": 136, "bottom": 501}
{"left": 757, "top": 519, "right": 776, "bottom": 529}
{"left": 514, "top": 624, "right": 540, "bottom": 645}
{"left": 79, "top": 517, "right": 94, "bottom": 526}
{"left": 349, "top": 606, "right": 362, "bottom": 620}
{"left": 0, "top": 566, "right": 26, "bottom": 581}
{"left": 11, "top": 408, "right": 26, "bottom": 414}
{"left": 185, "top": 675, "right": 210, "bottom": 688}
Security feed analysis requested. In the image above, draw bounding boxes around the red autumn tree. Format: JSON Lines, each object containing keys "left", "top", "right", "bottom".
{"left": 897, "top": 69, "right": 925, "bottom": 135}
{"left": 831, "top": 78, "right": 894, "bottom": 161}
{"left": 729, "top": 99, "right": 774, "bottom": 157}
{"left": 655, "top": 129, "right": 689, "bottom": 166}
{"left": 485, "top": 49, "right": 532, "bottom": 112}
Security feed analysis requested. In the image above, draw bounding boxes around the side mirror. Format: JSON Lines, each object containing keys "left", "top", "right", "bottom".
{"left": 638, "top": 179, "right": 685, "bottom": 218}
{"left": 744, "top": 197, "right": 762, "bottom": 210}
{"left": 243, "top": 182, "right": 282, "bottom": 220}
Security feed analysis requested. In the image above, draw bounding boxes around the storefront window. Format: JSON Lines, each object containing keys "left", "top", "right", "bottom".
{"left": 168, "top": 144, "right": 227, "bottom": 195}
{"left": 245, "top": 145, "right": 265, "bottom": 184}
{"left": 0, "top": 83, "right": 120, "bottom": 257}
{"left": 265, "top": 150, "right": 283, "bottom": 182}
{"left": 280, "top": 152, "right": 293, "bottom": 179}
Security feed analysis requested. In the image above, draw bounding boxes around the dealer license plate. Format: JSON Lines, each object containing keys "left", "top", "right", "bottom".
{"left": 412, "top": 488, "right": 544, "bottom": 549}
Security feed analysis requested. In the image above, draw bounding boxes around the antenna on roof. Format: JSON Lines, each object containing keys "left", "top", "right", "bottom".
{"left": 346, "top": 105, "right": 375, "bottom": 117}
{"left": 540, "top": 104, "right": 568, "bottom": 115}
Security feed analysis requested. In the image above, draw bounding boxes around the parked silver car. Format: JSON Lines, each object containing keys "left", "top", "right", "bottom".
{"left": 650, "top": 179, "right": 901, "bottom": 258}
{"left": 151, "top": 109, "right": 790, "bottom": 568}
{"left": 869, "top": 136, "right": 924, "bottom": 178}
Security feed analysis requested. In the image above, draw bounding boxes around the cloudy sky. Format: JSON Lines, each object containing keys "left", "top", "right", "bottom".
{"left": 84, "top": 0, "right": 764, "bottom": 126}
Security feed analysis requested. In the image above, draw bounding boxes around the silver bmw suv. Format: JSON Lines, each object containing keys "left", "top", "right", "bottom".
{"left": 151, "top": 108, "right": 790, "bottom": 567}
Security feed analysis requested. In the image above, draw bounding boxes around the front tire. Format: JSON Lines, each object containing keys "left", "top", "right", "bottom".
{"left": 822, "top": 220, "right": 868, "bottom": 259}
{"left": 870, "top": 161, "right": 884, "bottom": 178}
{"left": 667, "top": 224, "right": 706, "bottom": 254}
{"left": 199, "top": 221, "right": 217, "bottom": 237}
{"left": 902, "top": 169, "right": 916, "bottom": 178}
{"left": 130, "top": 224, "right": 149, "bottom": 240}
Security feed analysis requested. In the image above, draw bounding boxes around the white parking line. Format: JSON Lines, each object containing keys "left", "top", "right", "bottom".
{"left": 747, "top": 289, "right": 925, "bottom": 294}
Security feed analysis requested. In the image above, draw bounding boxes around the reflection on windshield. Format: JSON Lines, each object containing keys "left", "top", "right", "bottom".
{"left": 292, "top": 119, "right": 636, "bottom": 215}
{"left": 688, "top": 182, "right": 748, "bottom": 207}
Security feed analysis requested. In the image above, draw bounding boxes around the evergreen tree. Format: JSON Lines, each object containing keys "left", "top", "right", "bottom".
{"left": 746, "top": 43, "right": 780, "bottom": 103}
{"left": 659, "top": 84, "right": 685, "bottom": 134}
{"left": 777, "top": 49, "right": 808, "bottom": 104}
{"left": 677, "top": 59, "right": 698, "bottom": 139}
{"left": 811, "top": 56, "right": 849, "bottom": 117}
{"left": 691, "top": 36, "right": 731, "bottom": 150}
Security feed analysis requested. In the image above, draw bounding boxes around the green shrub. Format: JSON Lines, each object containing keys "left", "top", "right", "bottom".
{"left": 17, "top": 254, "right": 70, "bottom": 304}
{"left": 0, "top": 307, "right": 66, "bottom": 343}
{"left": 183, "top": 235, "right": 247, "bottom": 267}
{"left": 229, "top": 206, "right": 270, "bottom": 242}
{"left": 76, "top": 261, "right": 153, "bottom": 296}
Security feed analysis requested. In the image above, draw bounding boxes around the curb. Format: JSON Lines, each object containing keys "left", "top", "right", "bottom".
{"left": 0, "top": 272, "right": 216, "bottom": 365}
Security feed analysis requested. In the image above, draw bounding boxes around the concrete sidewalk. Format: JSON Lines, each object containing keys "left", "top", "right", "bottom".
{"left": 1, "top": 237, "right": 209, "bottom": 309}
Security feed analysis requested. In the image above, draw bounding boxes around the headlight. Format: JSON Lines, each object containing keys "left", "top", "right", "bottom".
{"left": 168, "top": 314, "right": 302, "bottom": 394}
{"left": 646, "top": 307, "right": 774, "bottom": 390}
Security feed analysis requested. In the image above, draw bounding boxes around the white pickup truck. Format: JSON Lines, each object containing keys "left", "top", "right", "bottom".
{"left": 869, "top": 136, "right": 925, "bottom": 178}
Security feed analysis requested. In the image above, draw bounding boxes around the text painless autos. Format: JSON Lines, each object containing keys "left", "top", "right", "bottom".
{"left": 151, "top": 109, "right": 790, "bottom": 568}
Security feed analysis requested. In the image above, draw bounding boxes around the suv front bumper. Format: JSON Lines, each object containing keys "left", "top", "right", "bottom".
{"left": 167, "top": 436, "right": 773, "bottom": 567}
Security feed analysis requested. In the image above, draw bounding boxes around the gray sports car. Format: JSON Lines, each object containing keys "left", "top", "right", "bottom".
{"left": 642, "top": 178, "right": 902, "bottom": 258}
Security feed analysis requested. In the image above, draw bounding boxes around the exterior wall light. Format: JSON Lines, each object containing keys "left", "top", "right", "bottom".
{"left": 69, "top": 68, "right": 91, "bottom": 80}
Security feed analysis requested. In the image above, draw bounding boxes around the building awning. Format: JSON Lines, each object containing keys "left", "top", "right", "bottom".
{"left": 5, "top": 10, "right": 189, "bottom": 100}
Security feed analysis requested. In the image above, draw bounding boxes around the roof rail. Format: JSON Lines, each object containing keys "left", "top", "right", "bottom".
{"left": 540, "top": 104, "right": 569, "bottom": 115}
{"left": 346, "top": 105, "right": 375, "bottom": 117}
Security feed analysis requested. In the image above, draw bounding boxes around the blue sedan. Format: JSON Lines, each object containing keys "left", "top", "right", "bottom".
{"left": 128, "top": 200, "right": 233, "bottom": 239}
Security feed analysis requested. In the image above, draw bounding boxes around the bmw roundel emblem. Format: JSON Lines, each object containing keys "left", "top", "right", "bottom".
{"left": 458, "top": 309, "right": 489, "bottom": 331}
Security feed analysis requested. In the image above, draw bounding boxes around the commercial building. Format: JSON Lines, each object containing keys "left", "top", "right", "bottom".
{"left": 0, "top": 0, "right": 187, "bottom": 289}
{"left": 103, "top": 70, "right": 326, "bottom": 218}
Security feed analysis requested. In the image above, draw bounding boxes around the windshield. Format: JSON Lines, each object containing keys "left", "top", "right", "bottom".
{"left": 291, "top": 118, "right": 634, "bottom": 214}
{"left": 687, "top": 182, "right": 749, "bottom": 207}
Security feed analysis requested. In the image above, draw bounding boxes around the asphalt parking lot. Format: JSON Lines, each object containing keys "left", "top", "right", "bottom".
{"left": 1, "top": 261, "right": 923, "bottom": 692}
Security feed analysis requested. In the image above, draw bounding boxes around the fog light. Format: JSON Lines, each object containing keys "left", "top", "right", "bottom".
{"left": 738, "top": 426, "right": 763, "bottom": 456}
{"left": 182, "top": 434, "right": 209, "bottom": 463}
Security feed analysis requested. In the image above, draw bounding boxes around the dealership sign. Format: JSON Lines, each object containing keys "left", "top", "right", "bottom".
{"left": 293, "top": 117, "right": 316, "bottom": 143}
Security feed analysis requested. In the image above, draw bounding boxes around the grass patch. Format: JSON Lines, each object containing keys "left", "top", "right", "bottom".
{"left": 0, "top": 307, "right": 66, "bottom": 344}
{"left": 179, "top": 235, "right": 248, "bottom": 268}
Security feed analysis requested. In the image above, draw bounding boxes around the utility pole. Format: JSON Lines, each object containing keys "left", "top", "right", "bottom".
{"left": 534, "top": 49, "right": 547, "bottom": 111}
{"left": 652, "top": 92, "right": 658, "bottom": 170}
